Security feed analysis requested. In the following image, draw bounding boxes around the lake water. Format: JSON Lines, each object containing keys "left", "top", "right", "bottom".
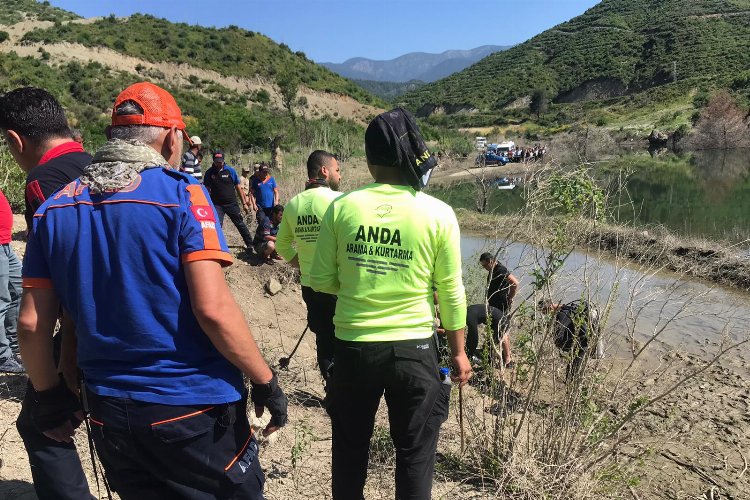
{"left": 460, "top": 234, "right": 750, "bottom": 363}
{"left": 432, "top": 149, "right": 750, "bottom": 243}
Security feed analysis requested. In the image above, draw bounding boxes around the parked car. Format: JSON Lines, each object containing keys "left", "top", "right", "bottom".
{"left": 475, "top": 151, "right": 509, "bottom": 166}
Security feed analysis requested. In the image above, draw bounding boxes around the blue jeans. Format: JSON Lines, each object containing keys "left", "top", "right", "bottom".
{"left": 0, "top": 243, "right": 21, "bottom": 360}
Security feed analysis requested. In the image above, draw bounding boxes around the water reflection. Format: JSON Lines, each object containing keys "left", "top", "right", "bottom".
{"left": 460, "top": 234, "right": 750, "bottom": 363}
{"left": 614, "top": 149, "right": 750, "bottom": 242}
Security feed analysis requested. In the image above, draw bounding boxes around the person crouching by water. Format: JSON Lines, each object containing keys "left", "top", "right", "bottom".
{"left": 538, "top": 299, "right": 604, "bottom": 381}
{"left": 310, "top": 108, "right": 471, "bottom": 499}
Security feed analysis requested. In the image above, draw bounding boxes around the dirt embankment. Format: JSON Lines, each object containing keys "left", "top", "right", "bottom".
{"left": 455, "top": 208, "right": 750, "bottom": 293}
{"left": 0, "top": 18, "right": 382, "bottom": 125}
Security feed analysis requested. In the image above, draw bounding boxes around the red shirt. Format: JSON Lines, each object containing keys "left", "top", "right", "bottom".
{"left": 0, "top": 189, "right": 13, "bottom": 244}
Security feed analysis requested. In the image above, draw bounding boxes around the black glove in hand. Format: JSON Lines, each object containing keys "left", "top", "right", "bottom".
{"left": 250, "top": 371, "right": 288, "bottom": 428}
{"left": 32, "top": 375, "right": 81, "bottom": 433}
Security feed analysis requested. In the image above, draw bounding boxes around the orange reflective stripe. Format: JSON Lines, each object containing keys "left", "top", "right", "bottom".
{"left": 181, "top": 250, "right": 233, "bottom": 267}
{"left": 224, "top": 430, "right": 255, "bottom": 471}
{"left": 89, "top": 416, "right": 104, "bottom": 426}
{"left": 186, "top": 185, "right": 221, "bottom": 251}
{"left": 150, "top": 406, "right": 215, "bottom": 427}
{"left": 22, "top": 278, "right": 53, "bottom": 289}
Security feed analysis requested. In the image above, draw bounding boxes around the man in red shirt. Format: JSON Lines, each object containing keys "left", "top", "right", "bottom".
{"left": 0, "top": 87, "right": 93, "bottom": 500}
{"left": 0, "top": 188, "right": 23, "bottom": 374}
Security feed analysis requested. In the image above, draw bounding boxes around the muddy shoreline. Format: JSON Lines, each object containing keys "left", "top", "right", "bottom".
{"left": 1, "top": 214, "right": 749, "bottom": 499}
{"left": 455, "top": 209, "right": 750, "bottom": 292}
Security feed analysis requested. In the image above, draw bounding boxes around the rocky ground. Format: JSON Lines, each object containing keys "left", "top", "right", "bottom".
{"left": 1, "top": 205, "right": 749, "bottom": 499}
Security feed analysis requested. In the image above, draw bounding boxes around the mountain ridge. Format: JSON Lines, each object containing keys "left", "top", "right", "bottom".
{"left": 322, "top": 45, "right": 510, "bottom": 83}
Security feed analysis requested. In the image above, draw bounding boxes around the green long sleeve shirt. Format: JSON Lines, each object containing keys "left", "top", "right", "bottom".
{"left": 276, "top": 186, "right": 341, "bottom": 286}
{"left": 310, "top": 183, "right": 466, "bottom": 342}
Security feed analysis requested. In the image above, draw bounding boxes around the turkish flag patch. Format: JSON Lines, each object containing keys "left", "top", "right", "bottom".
{"left": 191, "top": 205, "right": 215, "bottom": 222}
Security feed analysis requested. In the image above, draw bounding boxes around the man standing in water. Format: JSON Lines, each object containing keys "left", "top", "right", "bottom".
{"left": 276, "top": 150, "right": 342, "bottom": 382}
{"left": 311, "top": 108, "right": 471, "bottom": 499}
{"left": 479, "top": 252, "right": 519, "bottom": 367}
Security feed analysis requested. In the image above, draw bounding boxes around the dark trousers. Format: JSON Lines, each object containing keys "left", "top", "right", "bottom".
{"left": 16, "top": 331, "right": 94, "bottom": 500}
{"left": 255, "top": 207, "right": 273, "bottom": 225}
{"left": 327, "top": 337, "right": 450, "bottom": 500}
{"left": 85, "top": 388, "right": 264, "bottom": 500}
{"left": 215, "top": 203, "right": 254, "bottom": 247}
{"left": 301, "top": 286, "right": 336, "bottom": 380}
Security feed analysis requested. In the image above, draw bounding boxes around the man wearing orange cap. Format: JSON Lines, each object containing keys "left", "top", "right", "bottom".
{"left": 18, "top": 82, "right": 287, "bottom": 499}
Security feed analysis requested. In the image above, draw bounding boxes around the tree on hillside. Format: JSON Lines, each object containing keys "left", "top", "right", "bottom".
{"left": 688, "top": 91, "right": 750, "bottom": 150}
{"left": 530, "top": 89, "right": 549, "bottom": 120}
{"left": 276, "top": 71, "right": 299, "bottom": 121}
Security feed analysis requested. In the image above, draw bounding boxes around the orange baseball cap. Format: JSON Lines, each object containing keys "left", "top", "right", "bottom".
{"left": 111, "top": 82, "right": 192, "bottom": 144}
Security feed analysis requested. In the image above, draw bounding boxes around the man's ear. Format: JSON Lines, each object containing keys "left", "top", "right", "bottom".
{"left": 161, "top": 127, "right": 182, "bottom": 166}
{"left": 5, "top": 130, "right": 24, "bottom": 154}
{"left": 319, "top": 165, "right": 328, "bottom": 179}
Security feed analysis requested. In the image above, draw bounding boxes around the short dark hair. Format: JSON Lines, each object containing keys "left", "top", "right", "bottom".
{"left": 0, "top": 87, "right": 71, "bottom": 142}
{"left": 479, "top": 252, "right": 494, "bottom": 263}
{"left": 271, "top": 204, "right": 284, "bottom": 215}
{"left": 306, "top": 150, "right": 336, "bottom": 179}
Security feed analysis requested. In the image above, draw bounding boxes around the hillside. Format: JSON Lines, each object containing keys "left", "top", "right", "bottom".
{"left": 403, "top": 0, "right": 750, "bottom": 117}
{"left": 353, "top": 79, "right": 426, "bottom": 100}
{"left": 0, "top": 1, "right": 385, "bottom": 150}
{"left": 19, "top": 12, "right": 382, "bottom": 107}
{"left": 322, "top": 45, "right": 509, "bottom": 83}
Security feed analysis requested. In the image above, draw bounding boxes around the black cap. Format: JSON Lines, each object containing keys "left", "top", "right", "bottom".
{"left": 365, "top": 107, "right": 437, "bottom": 190}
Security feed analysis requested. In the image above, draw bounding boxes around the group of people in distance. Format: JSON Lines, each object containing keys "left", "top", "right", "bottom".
{"left": 0, "top": 80, "right": 603, "bottom": 500}
{"left": 180, "top": 136, "right": 283, "bottom": 263}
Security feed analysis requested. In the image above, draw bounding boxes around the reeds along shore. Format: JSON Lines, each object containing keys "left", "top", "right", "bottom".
{"left": 455, "top": 209, "right": 750, "bottom": 292}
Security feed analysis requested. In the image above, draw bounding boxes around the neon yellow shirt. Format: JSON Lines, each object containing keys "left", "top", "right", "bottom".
{"left": 310, "top": 183, "right": 466, "bottom": 342}
{"left": 276, "top": 186, "right": 342, "bottom": 286}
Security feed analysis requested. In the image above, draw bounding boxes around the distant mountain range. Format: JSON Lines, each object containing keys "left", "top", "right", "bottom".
{"left": 322, "top": 45, "right": 510, "bottom": 83}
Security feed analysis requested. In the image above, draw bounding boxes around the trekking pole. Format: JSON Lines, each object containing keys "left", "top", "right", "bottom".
{"left": 459, "top": 384, "right": 465, "bottom": 455}
{"left": 278, "top": 325, "right": 309, "bottom": 369}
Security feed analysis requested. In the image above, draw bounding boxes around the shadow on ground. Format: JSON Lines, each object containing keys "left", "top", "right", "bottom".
{"left": 0, "top": 479, "right": 36, "bottom": 499}
{"left": 0, "top": 373, "right": 27, "bottom": 403}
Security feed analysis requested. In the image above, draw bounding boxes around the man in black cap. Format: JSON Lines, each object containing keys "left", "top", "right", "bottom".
{"left": 311, "top": 108, "right": 471, "bottom": 499}
{"left": 203, "top": 150, "right": 254, "bottom": 249}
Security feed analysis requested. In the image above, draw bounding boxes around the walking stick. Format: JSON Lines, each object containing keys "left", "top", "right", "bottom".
{"left": 459, "top": 384, "right": 465, "bottom": 455}
{"left": 278, "top": 325, "right": 309, "bottom": 369}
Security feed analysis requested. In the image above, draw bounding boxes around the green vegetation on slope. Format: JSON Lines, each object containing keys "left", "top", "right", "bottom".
{"left": 403, "top": 0, "right": 750, "bottom": 114}
{"left": 353, "top": 79, "right": 426, "bottom": 101}
{"left": 20, "top": 13, "right": 383, "bottom": 107}
{"left": 0, "top": 0, "right": 78, "bottom": 25}
{"left": 0, "top": 51, "right": 365, "bottom": 155}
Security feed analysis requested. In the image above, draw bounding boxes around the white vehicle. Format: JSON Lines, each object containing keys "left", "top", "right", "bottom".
{"left": 475, "top": 136, "right": 487, "bottom": 150}
{"left": 495, "top": 141, "right": 515, "bottom": 154}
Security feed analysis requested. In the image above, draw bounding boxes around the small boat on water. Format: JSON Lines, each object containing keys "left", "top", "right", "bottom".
{"left": 493, "top": 177, "right": 516, "bottom": 190}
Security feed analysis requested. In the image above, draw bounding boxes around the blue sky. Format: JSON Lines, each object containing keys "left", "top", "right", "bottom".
{"left": 48, "top": 0, "right": 601, "bottom": 62}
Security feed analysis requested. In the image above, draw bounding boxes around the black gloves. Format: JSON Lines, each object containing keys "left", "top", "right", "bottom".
{"left": 250, "top": 371, "right": 288, "bottom": 428}
{"left": 32, "top": 375, "right": 81, "bottom": 432}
